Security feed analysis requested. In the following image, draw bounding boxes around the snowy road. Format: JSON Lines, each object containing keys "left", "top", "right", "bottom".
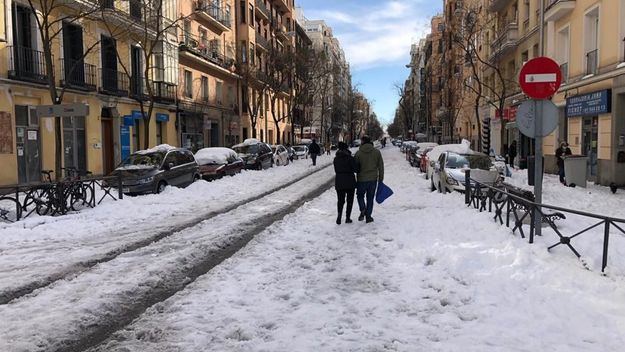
{"left": 2, "top": 148, "right": 625, "bottom": 351}
{"left": 74, "top": 148, "right": 625, "bottom": 352}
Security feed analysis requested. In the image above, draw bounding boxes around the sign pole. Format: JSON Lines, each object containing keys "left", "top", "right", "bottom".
{"left": 533, "top": 100, "right": 543, "bottom": 241}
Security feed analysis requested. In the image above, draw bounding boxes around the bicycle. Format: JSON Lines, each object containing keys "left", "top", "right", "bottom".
{"left": 0, "top": 194, "right": 21, "bottom": 222}
{"left": 61, "top": 167, "right": 95, "bottom": 212}
{"left": 22, "top": 170, "right": 56, "bottom": 217}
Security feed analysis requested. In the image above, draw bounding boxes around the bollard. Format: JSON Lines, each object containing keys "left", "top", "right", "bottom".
{"left": 465, "top": 169, "right": 471, "bottom": 205}
{"left": 117, "top": 173, "right": 124, "bottom": 200}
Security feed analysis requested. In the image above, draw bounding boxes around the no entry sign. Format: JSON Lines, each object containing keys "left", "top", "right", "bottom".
{"left": 519, "top": 57, "right": 562, "bottom": 99}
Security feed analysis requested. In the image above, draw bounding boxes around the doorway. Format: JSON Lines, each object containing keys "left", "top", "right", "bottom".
{"left": 101, "top": 118, "right": 115, "bottom": 175}
{"left": 15, "top": 105, "right": 41, "bottom": 184}
{"left": 582, "top": 116, "right": 598, "bottom": 178}
{"left": 62, "top": 116, "right": 87, "bottom": 174}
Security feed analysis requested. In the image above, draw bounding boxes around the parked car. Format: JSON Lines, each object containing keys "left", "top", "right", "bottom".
{"left": 431, "top": 151, "right": 500, "bottom": 194}
{"left": 419, "top": 146, "right": 437, "bottom": 173}
{"left": 293, "top": 145, "right": 309, "bottom": 159}
{"left": 401, "top": 141, "right": 417, "bottom": 153}
{"left": 112, "top": 145, "right": 200, "bottom": 195}
{"left": 425, "top": 141, "right": 472, "bottom": 180}
{"left": 409, "top": 142, "right": 438, "bottom": 167}
{"left": 232, "top": 139, "right": 274, "bottom": 170}
{"left": 195, "top": 147, "right": 244, "bottom": 180}
{"left": 271, "top": 145, "right": 291, "bottom": 166}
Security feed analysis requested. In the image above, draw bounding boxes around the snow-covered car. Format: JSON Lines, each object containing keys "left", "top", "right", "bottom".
{"left": 232, "top": 139, "right": 274, "bottom": 170}
{"left": 410, "top": 142, "right": 438, "bottom": 167}
{"left": 271, "top": 145, "right": 291, "bottom": 166}
{"left": 419, "top": 146, "right": 437, "bottom": 173}
{"left": 292, "top": 145, "right": 309, "bottom": 159}
{"left": 492, "top": 155, "right": 508, "bottom": 176}
{"left": 400, "top": 141, "right": 417, "bottom": 153}
{"left": 425, "top": 140, "right": 472, "bottom": 180}
{"left": 111, "top": 145, "right": 200, "bottom": 195}
{"left": 194, "top": 147, "right": 244, "bottom": 180}
{"left": 352, "top": 139, "right": 362, "bottom": 147}
{"left": 431, "top": 151, "right": 500, "bottom": 193}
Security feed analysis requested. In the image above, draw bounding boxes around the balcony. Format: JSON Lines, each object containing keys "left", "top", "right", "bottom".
{"left": 99, "top": 68, "right": 129, "bottom": 96}
{"left": 273, "top": 0, "right": 290, "bottom": 12}
{"left": 488, "top": 0, "right": 515, "bottom": 12}
{"left": 560, "top": 62, "right": 569, "bottom": 83}
{"left": 194, "top": 0, "right": 231, "bottom": 32}
{"left": 586, "top": 49, "right": 598, "bottom": 75}
{"left": 545, "top": 0, "right": 575, "bottom": 22}
{"left": 8, "top": 46, "right": 48, "bottom": 84}
{"left": 130, "top": 75, "right": 146, "bottom": 100}
{"left": 60, "top": 59, "right": 97, "bottom": 91}
{"left": 179, "top": 32, "right": 235, "bottom": 71}
{"left": 255, "top": 34, "right": 269, "bottom": 52}
{"left": 490, "top": 22, "right": 519, "bottom": 60}
{"left": 99, "top": 0, "right": 157, "bottom": 35}
{"left": 255, "top": 0, "right": 269, "bottom": 21}
{"left": 276, "top": 23, "right": 289, "bottom": 41}
{"left": 152, "top": 81, "right": 177, "bottom": 103}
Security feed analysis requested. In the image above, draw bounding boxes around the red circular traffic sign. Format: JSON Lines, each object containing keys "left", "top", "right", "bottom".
{"left": 519, "top": 57, "right": 562, "bottom": 99}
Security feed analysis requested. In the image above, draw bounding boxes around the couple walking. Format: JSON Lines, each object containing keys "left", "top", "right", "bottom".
{"left": 333, "top": 136, "right": 384, "bottom": 225}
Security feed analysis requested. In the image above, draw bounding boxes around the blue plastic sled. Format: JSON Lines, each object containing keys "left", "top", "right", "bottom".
{"left": 376, "top": 181, "right": 394, "bottom": 204}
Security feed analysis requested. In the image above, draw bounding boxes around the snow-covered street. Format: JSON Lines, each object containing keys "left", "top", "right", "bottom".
{"left": 2, "top": 148, "right": 625, "bottom": 351}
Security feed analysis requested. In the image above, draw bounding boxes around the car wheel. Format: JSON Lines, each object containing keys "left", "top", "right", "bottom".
{"left": 156, "top": 181, "right": 167, "bottom": 194}
{"left": 193, "top": 174, "right": 201, "bottom": 182}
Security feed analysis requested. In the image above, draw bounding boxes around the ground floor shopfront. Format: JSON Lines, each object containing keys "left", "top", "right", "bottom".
{"left": 0, "top": 84, "right": 176, "bottom": 186}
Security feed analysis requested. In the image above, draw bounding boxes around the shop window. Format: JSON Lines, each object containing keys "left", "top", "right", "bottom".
{"left": 133, "top": 119, "right": 141, "bottom": 151}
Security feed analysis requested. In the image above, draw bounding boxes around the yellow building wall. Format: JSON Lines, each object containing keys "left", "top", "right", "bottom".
{"left": 568, "top": 117, "right": 582, "bottom": 155}
{"left": 544, "top": 131, "right": 557, "bottom": 154}
{"left": 598, "top": 114, "right": 612, "bottom": 160}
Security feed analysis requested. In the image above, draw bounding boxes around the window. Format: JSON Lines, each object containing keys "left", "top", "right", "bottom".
{"left": 216, "top": 81, "right": 223, "bottom": 105}
{"left": 241, "top": 40, "right": 247, "bottom": 63}
{"left": 133, "top": 119, "right": 141, "bottom": 152}
{"left": 156, "top": 121, "right": 163, "bottom": 145}
{"left": 201, "top": 76, "right": 209, "bottom": 102}
{"left": 584, "top": 6, "right": 600, "bottom": 75}
{"left": 556, "top": 26, "right": 570, "bottom": 81}
{"left": 250, "top": 45, "right": 255, "bottom": 65}
{"left": 184, "top": 70, "right": 193, "bottom": 98}
{"left": 521, "top": 51, "right": 528, "bottom": 65}
{"left": 249, "top": 4, "right": 254, "bottom": 27}
{"left": 240, "top": 0, "right": 246, "bottom": 23}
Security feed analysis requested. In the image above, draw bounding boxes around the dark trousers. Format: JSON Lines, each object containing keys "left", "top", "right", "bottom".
{"left": 336, "top": 188, "right": 355, "bottom": 220}
{"left": 558, "top": 166, "right": 566, "bottom": 184}
{"left": 357, "top": 181, "right": 377, "bottom": 217}
{"left": 311, "top": 154, "right": 317, "bottom": 166}
{"left": 508, "top": 155, "right": 515, "bottom": 166}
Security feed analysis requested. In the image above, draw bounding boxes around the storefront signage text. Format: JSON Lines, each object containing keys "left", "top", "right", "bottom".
{"left": 566, "top": 89, "right": 611, "bottom": 117}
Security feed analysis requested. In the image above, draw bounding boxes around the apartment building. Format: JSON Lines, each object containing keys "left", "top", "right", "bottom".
{"left": 178, "top": 0, "right": 239, "bottom": 151}
{"left": 0, "top": 0, "right": 179, "bottom": 185}
{"left": 237, "top": 0, "right": 295, "bottom": 145}
{"left": 544, "top": 0, "right": 625, "bottom": 185}
{"left": 425, "top": 15, "right": 445, "bottom": 142}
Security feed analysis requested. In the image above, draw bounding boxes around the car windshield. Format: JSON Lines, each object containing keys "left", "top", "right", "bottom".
{"left": 446, "top": 154, "right": 493, "bottom": 170}
{"left": 233, "top": 144, "right": 259, "bottom": 154}
{"left": 121, "top": 152, "right": 164, "bottom": 167}
{"left": 294, "top": 146, "right": 306, "bottom": 152}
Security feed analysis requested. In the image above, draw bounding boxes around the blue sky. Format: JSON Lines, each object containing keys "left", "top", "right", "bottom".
{"left": 297, "top": 0, "right": 442, "bottom": 124}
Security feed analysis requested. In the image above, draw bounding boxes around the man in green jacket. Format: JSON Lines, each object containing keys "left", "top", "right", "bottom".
{"left": 354, "top": 136, "right": 384, "bottom": 223}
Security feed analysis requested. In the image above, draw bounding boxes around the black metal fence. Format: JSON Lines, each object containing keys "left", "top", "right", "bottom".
{"left": 100, "top": 68, "right": 130, "bottom": 96}
{"left": 463, "top": 170, "right": 625, "bottom": 273}
{"left": 8, "top": 46, "right": 49, "bottom": 84}
{"left": 0, "top": 174, "right": 123, "bottom": 223}
{"left": 60, "top": 58, "right": 97, "bottom": 91}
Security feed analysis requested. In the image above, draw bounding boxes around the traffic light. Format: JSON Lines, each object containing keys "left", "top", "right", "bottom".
{"left": 482, "top": 118, "right": 490, "bottom": 154}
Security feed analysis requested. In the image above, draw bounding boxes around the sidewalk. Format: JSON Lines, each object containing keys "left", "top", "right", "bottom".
{"left": 90, "top": 148, "right": 625, "bottom": 352}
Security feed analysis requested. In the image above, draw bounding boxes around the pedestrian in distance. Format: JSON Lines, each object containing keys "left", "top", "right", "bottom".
{"left": 325, "top": 141, "right": 332, "bottom": 156}
{"left": 508, "top": 140, "right": 517, "bottom": 167}
{"left": 556, "top": 141, "right": 572, "bottom": 185}
{"left": 309, "top": 139, "right": 321, "bottom": 166}
{"left": 381, "top": 137, "right": 387, "bottom": 148}
{"left": 355, "top": 135, "right": 384, "bottom": 223}
{"left": 333, "top": 142, "right": 358, "bottom": 225}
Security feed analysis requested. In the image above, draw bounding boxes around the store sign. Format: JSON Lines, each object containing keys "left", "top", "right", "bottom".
{"left": 156, "top": 113, "right": 169, "bottom": 122}
{"left": 120, "top": 125, "right": 131, "bottom": 161}
{"left": 495, "top": 106, "right": 518, "bottom": 121}
{"left": 566, "top": 89, "right": 611, "bottom": 117}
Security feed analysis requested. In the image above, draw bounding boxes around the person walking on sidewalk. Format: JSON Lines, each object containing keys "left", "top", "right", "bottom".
{"left": 309, "top": 139, "right": 321, "bottom": 166}
{"left": 325, "top": 141, "right": 332, "bottom": 156}
{"left": 508, "top": 140, "right": 517, "bottom": 167}
{"left": 333, "top": 142, "right": 358, "bottom": 225}
{"left": 355, "top": 136, "right": 384, "bottom": 223}
{"left": 556, "top": 141, "right": 572, "bottom": 185}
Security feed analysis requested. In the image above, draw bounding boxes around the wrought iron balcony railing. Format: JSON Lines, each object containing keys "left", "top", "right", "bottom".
{"left": 99, "top": 67, "right": 129, "bottom": 96}
{"left": 194, "top": 0, "right": 231, "bottom": 29}
{"left": 179, "top": 32, "right": 235, "bottom": 69}
{"left": 8, "top": 46, "right": 49, "bottom": 84}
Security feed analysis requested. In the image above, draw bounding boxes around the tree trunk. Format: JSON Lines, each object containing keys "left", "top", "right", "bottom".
{"left": 55, "top": 116, "right": 62, "bottom": 180}
{"left": 275, "top": 124, "right": 281, "bottom": 145}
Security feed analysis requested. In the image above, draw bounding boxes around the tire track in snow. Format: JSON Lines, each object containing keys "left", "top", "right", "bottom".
{"left": 0, "top": 163, "right": 333, "bottom": 306}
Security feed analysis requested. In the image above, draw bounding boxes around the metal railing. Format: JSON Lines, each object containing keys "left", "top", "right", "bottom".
{"left": 560, "top": 62, "right": 569, "bottom": 83}
{"left": 130, "top": 75, "right": 145, "bottom": 99}
{"left": 255, "top": 34, "right": 270, "bottom": 50}
{"left": 179, "top": 32, "right": 234, "bottom": 69}
{"left": 195, "top": 0, "right": 231, "bottom": 28}
{"left": 8, "top": 46, "right": 49, "bottom": 84}
{"left": 99, "top": 67, "right": 129, "bottom": 96}
{"left": 463, "top": 170, "right": 625, "bottom": 273}
{"left": 152, "top": 81, "right": 177, "bottom": 103}
{"left": 586, "top": 49, "right": 598, "bottom": 75}
{"left": 255, "top": 0, "right": 269, "bottom": 19}
{"left": 0, "top": 174, "right": 123, "bottom": 223}
{"left": 99, "top": 0, "right": 114, "bottom": 9}
{"left": 129, "top": 0, "right": 142, "bottom": 20}
{"left": 60, "top": 58, "right": 97, "bottom": 91}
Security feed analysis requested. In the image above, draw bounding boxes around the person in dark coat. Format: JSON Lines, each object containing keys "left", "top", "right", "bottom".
{"left": 508, "top": 140, "right": 517, "bottom": 167}
{"left": 555, "top": 141, "right": 572, "bottom": 185}
{"left": 309, "top": 139, "right": 321, "bottom": 166}
{"left": 333, "top": 142, "right": 358, "bottom": 224}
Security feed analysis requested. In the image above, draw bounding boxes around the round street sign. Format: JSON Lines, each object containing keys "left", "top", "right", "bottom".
{"left": 516, "top": 100, "right": 559, "bottom": 138}
{"left": 519, "top": 57, "right": 562, "bottom": 99}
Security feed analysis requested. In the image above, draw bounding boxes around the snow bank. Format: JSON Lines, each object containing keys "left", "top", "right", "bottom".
{"left": 136, "top": 144, "right": 176, "bottom": 154}
{"left": 115, "top": 164, "right": 156, "bottom": 171}
{"left": 194, "top": 147, "right": 236, "bottom": 165}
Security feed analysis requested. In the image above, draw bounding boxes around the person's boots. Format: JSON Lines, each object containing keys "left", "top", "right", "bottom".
{"left": 366, "top": 216, "right": 374, "bottom": 223}
{"left": 345, "top": 201, "right": 353, "bottom": 223}
{"left": 358, "top": 212, "right": 365, "bottom": 221}
{"left": 337, "top": 203, "right": 343, "bottom": 225}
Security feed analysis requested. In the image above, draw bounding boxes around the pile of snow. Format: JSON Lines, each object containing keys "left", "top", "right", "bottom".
{"left": 136, "top": 144, "right": 177, "bottom": 154}
{"left": 194, "top": 147, "right": 236, "bottom": 165}
{"left": 242, "top": 138, "right": 261, "bottom": 146}
{"left": 427, "top": 139, "right": 472, "bottom": 161}
{"left": 115, "top": 164, "right": 156, "bottom": 171}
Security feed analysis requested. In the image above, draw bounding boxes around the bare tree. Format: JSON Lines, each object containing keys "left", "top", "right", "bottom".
{"left": 235, "top": 48, "right": 270, "bottom": 140}
{"left": 21, "top": 0, "right": 102, "bottom": 178}
{"left": 394, "top": 82, "right": 414, "bottom": 138}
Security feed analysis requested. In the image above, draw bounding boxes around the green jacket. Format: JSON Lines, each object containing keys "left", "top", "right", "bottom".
{"left": 355, "top": 143, "right": 384, "bottom": 182}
